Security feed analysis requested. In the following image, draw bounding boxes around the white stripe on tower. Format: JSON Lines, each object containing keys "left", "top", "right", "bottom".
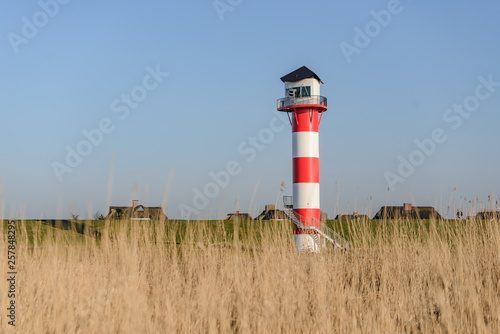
{"left": 293, "top": 183, "right": 320, "bottom": 209}
{"left": 292, "top": 132, "right": 319, "bottom": 158}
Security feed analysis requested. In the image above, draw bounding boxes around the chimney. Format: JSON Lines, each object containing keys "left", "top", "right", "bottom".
{"left": 404, "top": 203, "right": 412, "bottom": 211}
{"left": 236, "top": 210, "right": 240, "bottom": 214}
{"left": 132, "top": 200, "right": 139, "bottom": 209}
{"left": 265, "top": 205, "right": 275, "bottom": 212}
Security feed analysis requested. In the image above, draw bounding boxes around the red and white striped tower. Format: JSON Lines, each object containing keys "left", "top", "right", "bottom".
{"left": 277, "top": 66, "right": 327, "bottom": 253}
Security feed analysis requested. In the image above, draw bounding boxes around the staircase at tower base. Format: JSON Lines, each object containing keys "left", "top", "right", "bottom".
{"left": 283, "top": 196, "right": 349, "bottom": 252}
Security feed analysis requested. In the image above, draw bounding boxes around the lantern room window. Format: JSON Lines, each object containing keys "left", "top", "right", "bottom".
{"left": 286, "top": 86, "right": 311, "bottom": 98}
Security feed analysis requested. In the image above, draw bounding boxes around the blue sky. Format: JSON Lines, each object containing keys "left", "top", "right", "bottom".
{"left": 1, "top": 0, "right": 499, "bottom": 219}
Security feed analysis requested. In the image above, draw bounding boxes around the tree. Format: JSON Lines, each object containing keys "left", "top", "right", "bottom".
{"left": 93, "top": 211, "right": 105, "bottom": 220}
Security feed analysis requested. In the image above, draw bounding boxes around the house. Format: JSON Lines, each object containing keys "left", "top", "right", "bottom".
{"left": 373, "top": 203, "right": 442, "bottom": 220}
{"left": 255, "top": 204, "right": 328, "bottom": 221}
{"left": 335, "top": 211, "right": 370, "bottom": 220}
{"left": 223, "top": 211, "right": 253, "bottom": 221}
{"left": 105, "top": 200, "right": 168, "bottom": 220}
{"left": 255, "top": 205, "right": 287, "bottom": 220}
{"left": 476, "top": 210, "right": 500, "bottom": 219}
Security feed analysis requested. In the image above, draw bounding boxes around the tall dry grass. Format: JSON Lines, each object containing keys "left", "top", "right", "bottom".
{"left": 1, "top": 217, "right": 499, "bottom": 333}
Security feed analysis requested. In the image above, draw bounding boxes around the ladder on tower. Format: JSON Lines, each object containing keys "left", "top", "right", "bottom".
{"left": 283, "top": 196, "right": 349, "bottom": 251}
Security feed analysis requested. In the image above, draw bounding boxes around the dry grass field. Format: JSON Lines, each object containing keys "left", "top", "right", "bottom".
{"left": 1, "top": 217, "right": 499, "bottom": 333}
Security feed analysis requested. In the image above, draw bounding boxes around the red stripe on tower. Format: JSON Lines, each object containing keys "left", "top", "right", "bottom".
{"left": 293, "top": 157, "right": 319, "bottom": 183}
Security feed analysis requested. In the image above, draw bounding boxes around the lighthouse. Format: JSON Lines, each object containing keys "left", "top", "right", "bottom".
{"left": 277, "top": 66, "right": 327, "bottom": 253}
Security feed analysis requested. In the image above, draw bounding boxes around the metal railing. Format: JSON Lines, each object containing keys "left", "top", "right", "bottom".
{"left": 282, "top": 196, "right": 349, "bottom": 250}
{"left": 277, "top": 95, "right": 327, "bottom": 109}
{"left": 283, "top": 195, "right": 293, "bottom": 208}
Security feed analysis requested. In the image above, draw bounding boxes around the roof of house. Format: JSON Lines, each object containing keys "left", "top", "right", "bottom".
{"left": 255, "top": 208, "right": 287, "bottom": 220}
{"left": 280, "top": 66, "right": 323, "bottom": 84}
{"left": 106, "top": 204, "right": 167, "bottom": 220}
{"left": 335, "top": 214, "right": 370, "bottom": 220}
{"left": 476, "top": 211, "right": 500, "bottom": 219}
{"left": 223, "top": 213, "right": 253, "bottom": 220}
{"left": 373, "top": 205, "right": 442, "bottom": 220}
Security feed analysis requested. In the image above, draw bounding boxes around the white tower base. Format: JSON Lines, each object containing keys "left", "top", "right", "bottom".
{"left": 294, "top": 234, "right": 320, "bottom": 253}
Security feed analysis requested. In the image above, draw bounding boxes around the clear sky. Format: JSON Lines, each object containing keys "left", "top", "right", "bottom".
{"left": 1, "top": 0, "right": 499, "bottom": 220}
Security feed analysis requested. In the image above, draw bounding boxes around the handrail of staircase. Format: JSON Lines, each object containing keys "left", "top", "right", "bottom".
{"left": 282, "top": 196, "right": 349, "bottom": 250}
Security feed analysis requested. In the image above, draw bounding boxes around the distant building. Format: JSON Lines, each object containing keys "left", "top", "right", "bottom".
{"left": 335, "top": 211, "right": 370, "bottom": 220}
{"left": 256, "top": 205, "right": 287, "bottom": 220}
{"left": 373, "top": 203, "right": 442, "bottom": 220}
{"left": 476, "top": 210, "right": 500, "bottom": 219}
{"left": 223, "top": 211, "right": 253, "bottom": 221}
{"left": 105, "top": 200, "right": 168, "bottom": 220}
{"left": 255, "top": 204, "right": 327, "bottom": 221}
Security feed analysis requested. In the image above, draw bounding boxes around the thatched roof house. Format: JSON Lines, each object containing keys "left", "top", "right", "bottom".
{"left": 255, "top": 205, "right": 287, "bottom": 220}
{"left": 223, "top": 211, "right": 253, "bottom": 221}
{"left": 373, "top": 203, "right": 442, "bottom": 220}
{"left": 106, "top": 200, "right": 167, "bottom": 220}
{"left": 476, "top": 210, "right": 500, "bottom": 219}
{"left": 335, "top": 211, "right": 370, "bottom": 220}
{"left": 255, "top": 205, "right": 328, "bottom": 221}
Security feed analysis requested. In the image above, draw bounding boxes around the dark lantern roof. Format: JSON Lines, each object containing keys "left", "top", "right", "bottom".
{"left": 280, "top": 66, "right": 323, "bottom": 84}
